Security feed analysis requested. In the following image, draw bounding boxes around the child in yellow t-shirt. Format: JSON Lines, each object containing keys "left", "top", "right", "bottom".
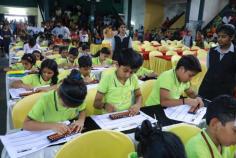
{"left": 92, "top": 47, "right": 114, "bottom": 67}
{"left": 23, "top": 69, "right": 87, "bottom": 134}
{"left": 5, "top": 53, "right": 37, "bottom": 72}
{"left": 78, "top": 55, "right": 97, "bottom": 84}
{"left": 32, "top": 49, "right": 44, "bottom": 68}
{"left": 56, "top": 46, "right": 69, "bottom": 67}
{"left": 11, "top": 59, "right": 59, "bottom": 91}
{"left": 94, "top": 48, "right": 142, "bottom": 115}
{"left": 129, "top": 120, "right": 187, "bottom": 158}
{"left": 186, "top": 95, "right": 236, "bottom": 158}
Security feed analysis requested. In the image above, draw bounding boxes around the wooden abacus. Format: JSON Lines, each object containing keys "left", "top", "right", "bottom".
{"left": 109, "top": 111, "right": 131, "bottom": 120}
{"left": 47, "top": 126, "right": 78, "bottom": 142}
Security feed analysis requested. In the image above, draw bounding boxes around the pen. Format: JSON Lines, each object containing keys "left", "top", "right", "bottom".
{"left": 188, "top": 104, "right": 200, "bottom": 114}
{"left": 17, "top": 148, "right": 32, "bottom": 153}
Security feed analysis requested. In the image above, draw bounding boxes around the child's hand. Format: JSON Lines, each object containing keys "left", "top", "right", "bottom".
{"left": 104, "top": 103, "right": 116, "bottom": 113}
{"left": 23, "top": 85, "right": 34, "bottom": 91}
{"left": 185, "top": 98, "right": 199, "bottom": 108}
{"left": 34, "top": 87, "right": 49, "bottom": 92}
{"left": 3, "top": 67, "right": 11, "bottom": 72}
{"left": 129, "top": 104, "right": 140, "bottom": 116}
{"left": 51, "top": 123, "right": 71, "bottom": 135}
{"left": 196, "top": 97, "right": 204, "bottom": 107}
{"left": 70, "top": 120, "right": 84, "bottom": 133}
{"left": 83, "top": 76, "right": 93, "bottom": 83}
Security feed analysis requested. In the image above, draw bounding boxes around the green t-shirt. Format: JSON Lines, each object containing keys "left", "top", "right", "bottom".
{"left": 186, "top": 129, "right": 234, "bottom": 158}
{"left": 21, "top": 74, "right": 52, "bottom": 87}
{"left": 145, "top": 69, "right": 190, "bottom": 106}
{"left": 92, "top": 57, "right": 112, "bottom": 66}
{"left": 58, "top": 69, "right": 71, "bottom": 83}
{"left": 28, "top": 90, "right": 86, "bottom": 122}
{"left": 97, "top": 69, "right": 139, "bottom": 111}
{"left": 11, "top": 63, "right": 37, "bottom": 70}
{"left": 135, "top": 66, "right": 154, "bottom": 77}
{"left": 56, "top": 57, "right": 69, "bottom": 66}
{"left": 128, "top": 152, "right": 138, "bottom": 158}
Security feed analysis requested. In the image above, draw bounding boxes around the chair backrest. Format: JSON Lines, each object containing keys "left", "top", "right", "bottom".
{"left": 171, "top": 55, "right": 181, "bottom": 68}
{"left": 166, "top": 50, "right": 177, "bottom": 56}
{"left": 167, "top": 123, "right": 201, "bottom": 144}
{"left": 140, "top": 80, "right": 156, "bottom": 106}
{"left": 197, "top": 49, "right": 207, "bottom": 60}
{"left": 182, "top": 50, "right": 194, "bottom": 55}
{"left": 84, "top": 88, "right": 102, "bottom": 116}
{"left": 149, "top": 51, "right": 162, "bottom": 57}
{"left": 12, "top": 92, "right": 44, "bottom": 128}
{"left": 55, "top": 129, "right": 135, "bottom": 158}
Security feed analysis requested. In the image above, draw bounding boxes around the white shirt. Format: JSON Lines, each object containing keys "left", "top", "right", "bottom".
{"left": 23, "top": 43, "right": 41, "bottom": 54}
{"left": 51, "top": 26, "right": 70, "bottom": 39}
{"left": 206, "top": 43, "right": 235, "bottom": 68}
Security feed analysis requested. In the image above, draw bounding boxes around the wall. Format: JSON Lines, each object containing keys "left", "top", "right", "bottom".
{"left": 170, "top": 14, "right": 185, "bottom": 29}
{"left": 131, "top": 0, "right": 145, "bottom": 30}
{"left": 0, "top": 5, "right": 38, "bottom": 16}
{"left": 144, "top": 0, "right": 164, "bottom": 30}
{"left": 163, "top": 1, "right": 186, "bottom": 19}
{"left": 202, "top": 0, "right": 229, "bottom": 27}
{"left": 189, "top": 0, "right": 201, "bottom": 21}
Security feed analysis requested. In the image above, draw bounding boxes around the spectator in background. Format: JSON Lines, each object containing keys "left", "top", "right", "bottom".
{"left": 23, "top": 37, "right": 41, "bottom": 54}
{"left": 144, "top": 30, "right": 151, "bottom": 41}
{"left": 0, "top": 24, "right": 12, "bottom": 57}
{"left": 79, "top": 29, "right": 89, "bottom": 45}
{"left": 138, "top": 26, "right": 144, "bottom": 42}
{"left": 195, "top": 30, "right": 205, "bottom": 49}
{"left": 111, "top": 23, "right": 132, "bottom": 61}
{"left": 51, "top": 21, "right": 70, "bottom": 39}
{"left": 182, "top": 30, "right": 193, "bottom": 48}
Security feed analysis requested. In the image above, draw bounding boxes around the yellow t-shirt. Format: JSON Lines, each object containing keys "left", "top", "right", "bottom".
{"left": 145, "top": 69, "right": 190, "bottom": 106}
{"left": 21, "top": 74, "right": 52, "bottom": 87}
{"left": 92, "top": 57, "right": 112, "bottom": 66}
{"left": 28, "top": 90, "right": 86, "bottom": 122}
{"left": 97, "top": 69, "right": 139, "bottom": 111}
{"left": 135, "top": 67, "right": 154, "bottom": 77}
{"left": 186, "top": 129, "right": 234, "bottom": 158}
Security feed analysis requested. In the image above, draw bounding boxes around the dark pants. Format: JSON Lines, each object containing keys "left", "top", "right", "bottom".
{"left": 3, "top": 40, "right": 10, "bottom": 55}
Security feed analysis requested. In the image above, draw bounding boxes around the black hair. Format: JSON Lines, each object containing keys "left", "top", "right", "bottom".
{"left": 81, "top": 43, "right": 89, "bottom": 51}
{"left": 93, "top": 47, "right": 111, "bottom": 57}
{"left": 39, "top": 59, "right": 59, "bottom": 85}
{"left": 32, "top": 50, "right": 44, "bottom": 60}
{"left": 78, "top": 55, "right": 92, "bottom": 68}
{"left": 69, "top": 47, "right": 79, "bottom": 57}
{"left": 118, "top": 22, "right": 126, "bottom": 28}
{"left": 63, "top": 39, "right": 71, "bottom": 43}
{"left": 217, "top": 24, "right": 235, "bottom": 38}
{"left": 206, "top": 95, "right": 236, "bottom": 125}
{"left": 175, "top": 55, "right": 202, "bottom": 73}
{"left": 53, "top": 45, "right": 60, "bottom": 51}
{"left": 58, "top": 34, "right": 63, "bottom": 39}
{"left": 48, "top": 40, "right": 54, "bottom": 47}
{"left": 21, "top": 53, "right": 36, "bottom": 65}
{"left": 117, "top": 48, "right": 143, "bottom": 70}
{"left": 59, "top": 46, "right": 68, "bottom": 54}
{"left": 28, "top": 37, "right": 36, "bottom": 47}
{"left": 58, "top": 69, "right": 87, "bottom": 107}
{"left": 135, "top": 120, "right": 187, "bottom": 158}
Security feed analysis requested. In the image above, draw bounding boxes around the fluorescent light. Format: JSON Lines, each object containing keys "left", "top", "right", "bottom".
{"left": 7, "top": 7, "right": 27, "bottom": 15}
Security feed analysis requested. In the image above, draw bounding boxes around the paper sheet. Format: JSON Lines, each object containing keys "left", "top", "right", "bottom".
{"left": 0, "top": 130, "right": 81, "bottom": 158}
{"left": 164, "top": 104, "right": 206, "bottom": 125}
{"left": 9, "top": 85, "right": 50, "bottom": 99}
{"left": 9, "top": 88, "right": 32, "bottom": 99}
{"left": 91, "top": 111, "right": 157, "bottom": 131}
